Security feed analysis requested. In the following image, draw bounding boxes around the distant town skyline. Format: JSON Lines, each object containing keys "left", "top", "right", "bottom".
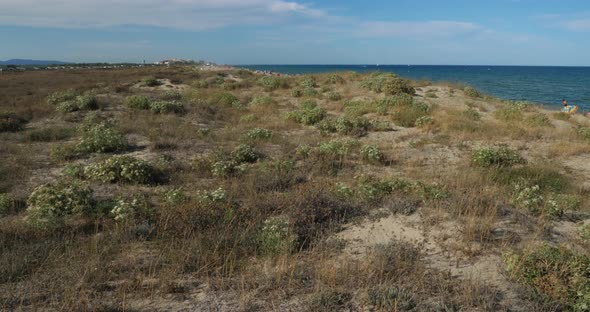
{"left": 2, "top": 0, "right": 590, "bottom": 66}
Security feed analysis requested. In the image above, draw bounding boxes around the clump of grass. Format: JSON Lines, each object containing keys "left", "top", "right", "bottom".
{"left": 249, "top": 95, "right": 274, "bottom": 107}
{"left": 26, "top": 181, "right": 94, "bottom": 227}
{"left": 391, "top": 101, "right": 430, "bottom": 127}
{"left": 291, "top": 88, "right": 303, "bottom": 97}
{"left": 472, "top": 146, "right": 526, "bottom": 168}
{"left": 525, "top": 113, "right": 552, "bottom": 127}
{"left": 367, "top": 286, "right": 416, "bottom": 310}
{"left": 83, "top": 155, "right": 156, "bottom": 184}
{"left": 463, "top": 108, "right": 481, "bottom": 121}
{"left": 287, "top": 100, "right": 327, "bottom": 125}
{"left": 0, "top": 113, "right": 27, "bottom": 132}
{"left": 0, "top": 193, "right": 21, "bottom": 216}
{"left": 311, "top": 290, "right": 352, "bottom": 310}
{"left": 494, "top": 107, "right": 523, "bottom": 122}
{"left": 26, "top": 127, "right": 75, "bottom": 142}
{"left": 257, "top": 217, "right": 297, "bottom": 256}
{"left": 504, "top": 245, "right": 590, "bottom": 310}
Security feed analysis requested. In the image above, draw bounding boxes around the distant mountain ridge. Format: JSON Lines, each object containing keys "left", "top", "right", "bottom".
{"left": 0, "top": 59, "right": 71, "bottom": 65}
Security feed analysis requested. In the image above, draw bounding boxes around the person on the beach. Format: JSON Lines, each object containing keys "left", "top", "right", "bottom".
{"left": 561, "top": 99, "right": 578, "bottom": 114}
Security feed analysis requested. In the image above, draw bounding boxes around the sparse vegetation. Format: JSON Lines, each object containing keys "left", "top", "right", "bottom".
{"left": 1, "top": 66, "right": 589, "bottom": 311}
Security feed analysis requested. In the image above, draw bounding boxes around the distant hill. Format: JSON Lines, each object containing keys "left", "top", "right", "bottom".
{"left": 0, "top": 59, "right": 71, "bottom": 65}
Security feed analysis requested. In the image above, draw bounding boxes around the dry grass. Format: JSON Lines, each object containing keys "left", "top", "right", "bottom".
{"left": 1, "top": 66, "right": 589, "bottom": 310}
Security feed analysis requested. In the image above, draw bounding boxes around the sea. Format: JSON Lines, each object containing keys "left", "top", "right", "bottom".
{"left": 238, "top": 65, "right": 590, "bottom": 111}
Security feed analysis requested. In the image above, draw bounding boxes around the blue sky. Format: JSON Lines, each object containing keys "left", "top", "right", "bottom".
{"left": 2, "top": 0, "right": 590, "bottom": 65}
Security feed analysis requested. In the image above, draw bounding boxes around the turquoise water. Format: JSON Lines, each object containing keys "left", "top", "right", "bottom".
{"left": 238, "top": 65, "right": 590, "bottom": 111}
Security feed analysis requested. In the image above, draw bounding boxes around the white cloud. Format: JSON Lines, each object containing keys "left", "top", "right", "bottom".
{"left": 356, "top": 21, "right": 482, "bottom": 38}
{"left": 0, "top": 0, "right": 323, "bottom": 29}
{"left": 561, "top": 19, "right": 590, "bottom": 31}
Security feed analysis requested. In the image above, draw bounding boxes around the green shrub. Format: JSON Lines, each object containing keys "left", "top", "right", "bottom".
{"left": 83, "top": 155, "right": 156, "bottom": 184}
{"left": 287, "top": 100, "right": 326, "bottom": 125}
{"left": 162, "top": 90, "right": 182, "bottom": 101}
{"left": 291, "top": 88, "right": 303, "bottom": 97}
{"left": 78, "top": 123, "right": 127, "bottom": 154}
{"left": 374, "top": 94, "right": 414, "bottom": 115}
{"left": 198, "top": 187, "right": 228, "bottom": 203}
{"left": 0, "top": 193, "right": 13, "bottom": 215}
{"left": 27, "top": 182, "right": 93, "bottom": 227}
{"left": 142, "top": 77, "right": 160, "bottom": 87}
{"left": 245, "top": 128, "right": 273, "bottom": 141}
{"left": 110, "top": 195, "right": 151, "bottom": 222}
{"left": 301, "top": 76, "right": 317, "bottom": 88}
{"left": 504, "top": 245, "right": 590, "bottom": 310}
{"left": 257, "top": 76, "right": 287, "bottom": 90}
{"left": 258, "top": 217, "right": 297, "bottom": 256}
{"left": 361, "top": 145, "right": 385, "bottom": 164}
{"left": 76, "top": 95, "right": 98, "bottom": 110}
{"left": 328, "top": 74, "right": 345, "bottom": 84}
{"left": 212, "top": 93, "right": 241, "bottom": 107}
{"left": 382, "top": 78, "right": 415, "bottom": 96}
{"left": 211, "top": 160, "right": 244, "bottom": 177}
{"left": 361, "top": 73, "right": 397, "bottom": 93}
{"left": 231, "top": 144, "right": 260, "bottom": 163}
{"left": 326, "top": 91, "right": 341, "bottom": 101}
{"left": 47, "top": 89, "right": 77, "bottom": 105}
{"left": 463, "top": 86, "right": 481, "bottom": 98}
{"left": 55, "top": 100, "right": 79, "bottom": 113}
{"left": 149, "top": 100, "right": 185, "bottom": 114}
{"left": 125, "top": 95, "right": 151, "bottom": 110}
{"left": 318, "top": 139, "right": 359, "bottom": 161}
{"left": 0, "top": 113, "right": 27, "bottom": 132}
{"left": 472, "top": 146, "right": 526, "bottom": 168}
{"left": 316, "top": 116, "right": 371, "bottom": 136}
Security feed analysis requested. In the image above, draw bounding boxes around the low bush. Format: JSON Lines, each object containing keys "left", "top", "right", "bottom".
{"left": 303, "top": 87, "right": 318, "bottom": 97}
{"left": 257, "top": 76, "right": 287, "bottom": 91}
{"left": 494, "top": 107, "right": 523, "bottom": 122}
{"left": 326, "top": 91, "right": 341, "bottom": 101}
{"left": 463, "top": 108, "right": 481, "bottom": 121}
{"left": 78, "top": 122, "right": 128, "bottom": 154}
{"left": 142, "top": 77, "right": 160, "bottom": 87}
{"left": 162, "top": 90, "right": 182, "bottom": 101}
{"left": 472, "top": 146, "right": 526, "bottom": 168}
{"left": 47, "top": 89, "right": 77, "bottom": 105}
{"left": 83, "top": 155, "right": 156, "bottom": 184}
{"left": 249, "top": 95, "right": 274, "bottom": 107}
{"left": 125, "top": 95, "right": 151, "bottom": 110}
{"left": 212, "top": 92, "right": 241, "bottom": 107}
{"left": 111, "top": 195, "right": 151, "bottom": 222}
{"left": 390, "top": 102, "right": 430, "bottom": 127}
{"left": 26, "top": 182, "right": 94, "bottom": 227}
{"left": 316, "top": 116, "right": 371, "bottom": 136}
{"left": 361, "top": 73, "right": 415, "bottom": 95}
{"left": 463, "top": 86, "right": 481, "bottom": 98}
{"left": 0, "top": 113, "right": 27, "bottom": 132}
{"left": 149, "top": 100, "right": 185, "bottom": 114}
{"left": 301, "top": 76, "right": 317, "bottom": 88}
{"left": 361, "top": 144, "right": 385, "bottom": 164}
{"left": 0, "top": 193, "right": 15, "bottom": 215}
{"left": 328, "top": 74, "right": 345, "bottom": 84}
{"left": 76, "top": 95, "right": 99, "bottom": 110}
{"left": 257, "top": 217, "right": 297, "bottom": 256}
{"left": 291, "top": 88, "right": 303, "bottom": 97}
{"left": 287, "top": 100, "right": 327, "bottom": 125}
{"left": 244, "top": 128, "right": 273, "bottom": 141}
{"left": 504, "top": 245, "right": 590, "bottom": 310}
{"left": 231, "top": 144, "right": 260, "bottom": 164}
